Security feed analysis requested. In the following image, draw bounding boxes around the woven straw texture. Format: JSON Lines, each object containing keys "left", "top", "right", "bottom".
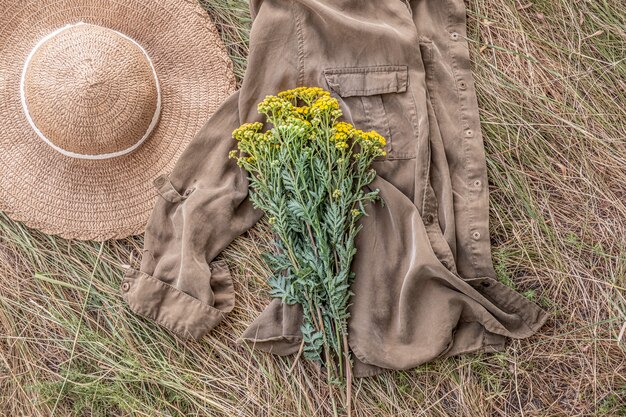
{"left": 0, "top": 0, "right": 237, "bottom": 241}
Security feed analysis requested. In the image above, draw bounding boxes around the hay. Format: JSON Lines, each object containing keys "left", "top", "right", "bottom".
{"left": 1, "top": 0, "right": 624, "bottom": 415}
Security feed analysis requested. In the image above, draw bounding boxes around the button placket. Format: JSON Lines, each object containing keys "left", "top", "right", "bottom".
{"left": 455, "top": 5, "right": 501, "bottom": 273}
{"left": 446, "top": 18, "right": 492, "bottom": 274}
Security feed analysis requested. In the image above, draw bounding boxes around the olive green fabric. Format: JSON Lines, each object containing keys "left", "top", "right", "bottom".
{"left": 120, "top": 0, "right": 549, "bottom": 378}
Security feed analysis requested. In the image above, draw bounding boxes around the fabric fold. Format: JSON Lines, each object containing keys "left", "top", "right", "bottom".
{"left": 237, "top": 298, "right": 303, "bottom": 355}
{"left": 121, "top": 261, "right": 234, "bottom": 340}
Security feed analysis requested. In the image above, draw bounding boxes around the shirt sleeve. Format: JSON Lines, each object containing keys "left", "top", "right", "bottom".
{"left": 120, "top": 0, "right": 302, "bottom": 339}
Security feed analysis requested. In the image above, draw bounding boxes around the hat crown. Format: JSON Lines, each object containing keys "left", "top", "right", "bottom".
{"left": 21, "top": 23, "right": 161, "bottom": 159}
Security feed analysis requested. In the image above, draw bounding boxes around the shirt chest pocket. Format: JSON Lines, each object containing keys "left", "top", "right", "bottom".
{"left": 323, "top": 65, "right": 418, "bottom": 160}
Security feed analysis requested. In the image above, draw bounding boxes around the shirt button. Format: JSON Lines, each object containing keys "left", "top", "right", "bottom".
{"left": 450, "top": 32, "right": 460, "bottom": 41}
{"left": 465, "top": 129, "right": 474, "bottom": 137}
{"left": 473, "top": 179, "right": 482, "bottom": 188}
{"left": 472, "top": 231, "right": 481, "bottom": 240}
{"left": 458, "top": 80, "right": 467, "bottom": 90}
{"left": 424, "top": 213, "right": 434, "bottom": 225}
{"left": 121, "top": 282, "right": 130, "bottom": 292}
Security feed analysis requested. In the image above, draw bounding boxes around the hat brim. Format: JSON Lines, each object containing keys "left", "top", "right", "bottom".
{"left": 0, "top": 0, "right": 236, "bottom": 240}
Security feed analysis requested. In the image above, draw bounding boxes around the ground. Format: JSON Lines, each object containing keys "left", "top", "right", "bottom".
{"left": 1, "top": 0, "right": 624, "bottom": 415}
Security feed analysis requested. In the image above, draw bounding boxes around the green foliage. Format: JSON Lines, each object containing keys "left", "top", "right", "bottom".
{"left": 231, "top": 87, "right": 386, "bottom": 383}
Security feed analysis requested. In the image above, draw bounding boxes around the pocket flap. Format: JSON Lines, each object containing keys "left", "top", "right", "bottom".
{"left": 323, "top": 65, "right": 408, "bottom": 97}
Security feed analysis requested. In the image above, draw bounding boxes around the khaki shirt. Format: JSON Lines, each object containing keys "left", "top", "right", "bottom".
{"left": 121, "top": 0, "right": 549, "bottom": 378}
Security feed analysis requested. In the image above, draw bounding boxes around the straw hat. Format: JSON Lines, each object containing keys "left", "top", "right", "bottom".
{"left": 0, "top": 0, "right": 236, "bottom": 240}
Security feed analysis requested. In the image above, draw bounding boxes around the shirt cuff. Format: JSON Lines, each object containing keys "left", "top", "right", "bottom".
{"left": 120, "top": 266, "right": 233, "bottom": 340}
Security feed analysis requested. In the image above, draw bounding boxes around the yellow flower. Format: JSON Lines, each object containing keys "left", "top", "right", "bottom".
{"left": 334, "top": 122, "right": 353, "bottom": 133}
{"left": 228, "top": 150, "right": 238, "bottom": 159}
{"left": 331, "top": 132, "right": 346, "bottom": 141}
{"left": 351, "top": 209, "right": 361, "bottom": 217}
{"left": 277, "top": 90, "right": 296, "bottom": 101}
{"left": 331, "top": 121, "right": 355, "bottom": 142}
{"left": 332, "top": 189, "right": 342, "bottom": 198}
{"left": 365, "top": 131, "right": 387, "bottom": 146}
{"left": 257, "top": 95, "right": 293, "bottom": 116}
{"left": 311, "top": 95, "right": 340, "bottom": 115}
{"left": 351, "top": 128, "right": 387, "bottom": 156}
{"left": 351, "top": 128, "right": 365, "bottom": 142}
{"left": 279, "top": 87, "right": 330, "bottom": 103}
{"left": 232, "top": 122, "right": 263, "bottom": 141}
{"left": 295, "top": 106, "right": 310, "bottom": 116}
{"left": 335, "top": 141, "right": 349, "bottom": 150}
{"left": 361, "top": 130, "right": 387, "bottom": 146}
{"left": 253, "top": 132, "right": 266, "bottom": 143}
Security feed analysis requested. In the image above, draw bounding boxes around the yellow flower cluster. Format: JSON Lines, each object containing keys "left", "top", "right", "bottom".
{"left": 258, "top": 95, "right": 294, "bottom": 116}
{"left": 311, "top": 95, "right": 340, "bottom": 114}
{"left": 362, "top": 131, "right": 387, "bottom": 147}
{"left": 263, "top": 86, "right": 343, "bottom": 126}
{"left": 352, "top": 129, "right": 387, "bottom": 157}
{"left": 232, "top": 122, "right": 263, "bottom": 142}
{"left": 295, "top": 106, "right": 310, "bottom": 116}
{"left": 278, "top": 87, "right": 330, "bottom": 103}
{"left": 331, "top": 122, "right": 353, "bottom": 142}
{"left": 232, "top": 87, "right": 389, "bottom": 168}
{"left": 283, "top": 116, "right": 311, "bottom": 133}
{"left": 330, "top": 122, "right": 388, "bottom": 156}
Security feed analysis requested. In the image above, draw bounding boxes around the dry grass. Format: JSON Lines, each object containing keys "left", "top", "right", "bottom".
{"left": 1, "top": 0, "right": 625, "bottom": 415}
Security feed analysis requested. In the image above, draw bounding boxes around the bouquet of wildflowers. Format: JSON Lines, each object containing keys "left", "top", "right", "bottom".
{"left": 230, "top": 87, "right": 385, "bottom": 398}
